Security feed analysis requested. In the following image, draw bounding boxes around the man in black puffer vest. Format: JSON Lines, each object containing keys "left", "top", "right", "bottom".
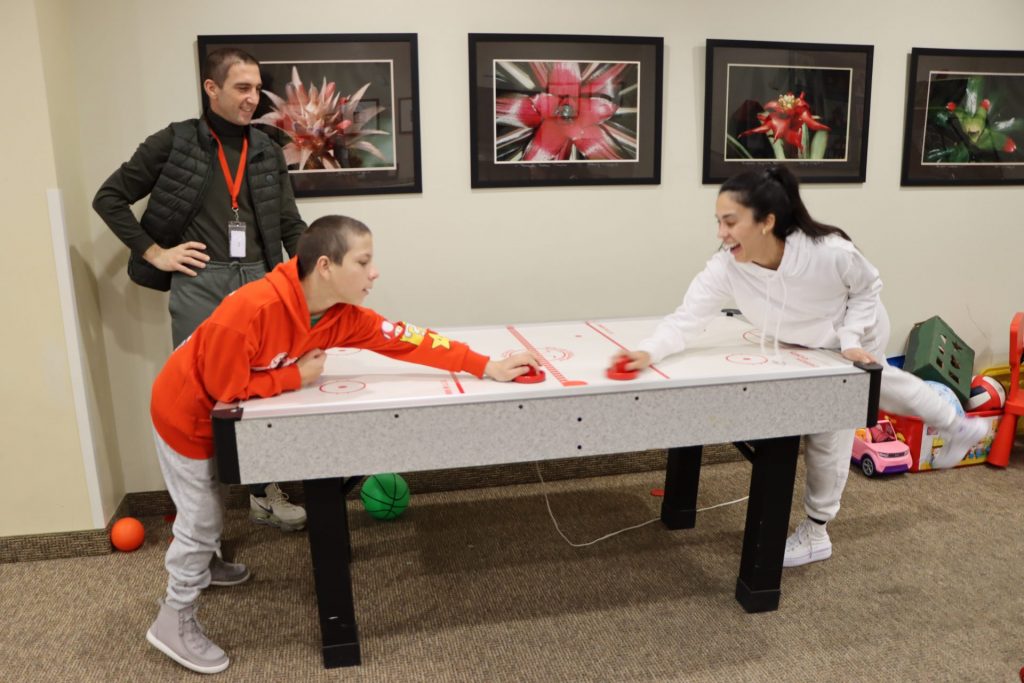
{"left": 93, "top": 48, "right": 309, "bottom": 605}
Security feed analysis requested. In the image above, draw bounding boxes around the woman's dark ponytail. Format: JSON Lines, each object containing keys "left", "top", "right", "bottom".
{"left": 720, "top": 165, "right": 850, "bottom": 242}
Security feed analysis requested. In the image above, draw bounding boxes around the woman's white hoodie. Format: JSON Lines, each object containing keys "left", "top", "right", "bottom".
{"left": 637, "top": 231, "right": 887, "bottom": 363}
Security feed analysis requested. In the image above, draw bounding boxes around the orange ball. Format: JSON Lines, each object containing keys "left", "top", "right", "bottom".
{"left": 110, "top": 517, "right": 145, "bottom": 552}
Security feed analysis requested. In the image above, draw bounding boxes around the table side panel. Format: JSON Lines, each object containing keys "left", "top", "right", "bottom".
{"left": 232, "top": 373, "right": 870, "bottom": 484}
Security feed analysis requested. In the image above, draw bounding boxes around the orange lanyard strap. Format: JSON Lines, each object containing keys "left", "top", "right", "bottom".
{"left": 209, "top": 129, "right": 248, "bottom": 214}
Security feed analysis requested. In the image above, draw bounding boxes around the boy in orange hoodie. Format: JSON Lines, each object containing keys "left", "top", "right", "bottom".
{"left": 146, "top": 215, "right": 537, "bottom": 674}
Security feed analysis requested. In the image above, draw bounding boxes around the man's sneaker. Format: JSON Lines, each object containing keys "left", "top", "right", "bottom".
{"left": 146, "top": 600, "right": 229, "bottom": 674}
{"left": 783, "top": 519, "right": 832, "bottom": 568}
{"left": 249, "top": 482, "right": 306, "bottom": 531}
{"left": 209, "top": 555, "right": 250, "bottom": 587}
{"left": 934, "top": 417, "right": 989, "bottom": 469}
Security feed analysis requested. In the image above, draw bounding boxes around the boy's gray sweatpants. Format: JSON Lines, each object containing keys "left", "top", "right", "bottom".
{"left": 153, "top": 427, "right": 224, "bottom": 610}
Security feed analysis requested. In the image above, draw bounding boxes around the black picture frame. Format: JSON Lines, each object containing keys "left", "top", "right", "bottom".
{"left": 197, "top": 33, "right": 421, "bottom": 197}
{"left": 901, "top": 47, "right": 1024, "bottom": 186}
{"left": 702, "top": 39, "right": 873, "bottom": 184}
{"left": 468, "top": 33, "right": 663, "bottom": 188}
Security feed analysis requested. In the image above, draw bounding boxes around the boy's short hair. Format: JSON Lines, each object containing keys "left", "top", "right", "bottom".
{"left": 201, "top": 48, "right": 259, "bottom": 87}
{"left": 297, "top": 216, "right": 372, "bottom": 279}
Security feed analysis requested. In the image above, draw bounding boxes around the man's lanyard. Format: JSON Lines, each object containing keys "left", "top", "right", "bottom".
{"left": 209, "top": 129, "right": 248, "bottom": 221}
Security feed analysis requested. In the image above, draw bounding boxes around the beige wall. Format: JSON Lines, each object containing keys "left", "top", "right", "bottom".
{"left": 0, "top": 0, "right": 93, "bottom": 535}
{"left": 5, "top": 0, "right": 1023, "bottom": 535}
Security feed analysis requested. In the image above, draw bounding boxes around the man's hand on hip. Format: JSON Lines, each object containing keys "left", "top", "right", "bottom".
{"left": 143, "top": 241, "right": 210, "bottom": 276}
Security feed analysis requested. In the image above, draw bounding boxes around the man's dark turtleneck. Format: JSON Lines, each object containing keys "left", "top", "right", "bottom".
{"left": 181, "top": 108, "right": 264, "bottom": 262}
{"left": 205, "top": 108, "right": 248, "bottom": 140}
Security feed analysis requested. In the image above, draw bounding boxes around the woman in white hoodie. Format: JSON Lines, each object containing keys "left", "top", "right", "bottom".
{"left": 616, "top": 165, "right": 987, "bottom": 568}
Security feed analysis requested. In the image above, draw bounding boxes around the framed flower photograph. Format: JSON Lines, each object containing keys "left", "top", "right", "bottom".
{"left": 197, "top": 34, "right": 421, "bottom": 197}
{"left": 468, "top": 33, "right": 664, "bottom": 188}
{"left": 901, "top": 48, "right": 1024, "bottom": 186}
{"left": 702, "top": 39, "right": 873, "bottom": 184}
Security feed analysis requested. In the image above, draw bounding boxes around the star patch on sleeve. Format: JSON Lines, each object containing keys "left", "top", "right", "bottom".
{"left": 428, "top": 332, "right": 451, "bottom": 349}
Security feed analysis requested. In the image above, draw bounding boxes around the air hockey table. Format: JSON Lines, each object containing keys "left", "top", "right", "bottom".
{"left": 213, "top": 313, "right": 881, "bottom": 668}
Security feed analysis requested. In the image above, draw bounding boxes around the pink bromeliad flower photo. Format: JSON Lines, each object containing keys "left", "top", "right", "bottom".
{"left": 253, "top": 61, "right": 396, "bottom": 173}
{"left": 493, "top": 60, "right": 640, "bottom": 163}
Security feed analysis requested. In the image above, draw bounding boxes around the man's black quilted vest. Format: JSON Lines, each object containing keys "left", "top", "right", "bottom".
{"left": 130, "top": 119, "right": 289, "bottom": 290}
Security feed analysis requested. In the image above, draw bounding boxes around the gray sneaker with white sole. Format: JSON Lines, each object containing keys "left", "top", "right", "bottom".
{"left": 209, "top": 555, "right": 250, "bottom": 587}
{"left": 146, "top": 600, "right": 229, "bottom": 674}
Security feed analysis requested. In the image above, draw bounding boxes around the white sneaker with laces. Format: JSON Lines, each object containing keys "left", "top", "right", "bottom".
{"left": 934, "top": 417, "right": 989, "bottom": 469}
{"left": 250, "top": 483, "right": 307, "bottom": 531}
{"left": 783, "top": 519, "right": 832, "bottom": 568}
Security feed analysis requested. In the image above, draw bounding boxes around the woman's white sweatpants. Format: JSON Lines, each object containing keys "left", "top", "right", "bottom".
{"left": 803, "top": 361, "right": 960, "bottom": 521}
{"left": 153, "top": 427, "right": 224, "bottom": 610}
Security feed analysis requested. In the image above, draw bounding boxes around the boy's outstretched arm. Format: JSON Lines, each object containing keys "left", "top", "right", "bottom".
{"left": 338, "top": 311, "right": 543, "bottom": 380}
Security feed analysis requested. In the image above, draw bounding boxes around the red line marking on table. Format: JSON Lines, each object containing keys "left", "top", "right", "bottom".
{"left": 787, "top": 350, "right": 821, "bottom": 368}
{"left": 506, "top": 325, "right": 587, "bottom": 387}
{"left": 449, "top": 372, "right": 466, "bottom": 394}
{"left": 584, "top": 321, "right": 669, "bottom": 379}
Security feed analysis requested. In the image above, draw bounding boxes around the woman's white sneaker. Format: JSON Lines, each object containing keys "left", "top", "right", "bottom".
{"left": 934, "top": 417, "right": 989, "bottom": 469}
{"left": 783, "top": 519, "right": 832, "bottom": 567}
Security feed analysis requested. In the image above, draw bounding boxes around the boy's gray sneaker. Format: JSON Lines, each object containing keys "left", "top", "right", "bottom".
{"left": 146, "top": 600, "right": 229, "bottom": 674}
{"left": 209, "top": 555, "right": 250, "bottom": 587}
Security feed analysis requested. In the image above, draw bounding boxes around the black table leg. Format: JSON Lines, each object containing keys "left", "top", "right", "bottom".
{"left": 661, "top": 445, "right": 703, "bottom": 529}
{"left": 304, "top": 477, "right": 361, "bottom": 668}
{"left": 733, "top": 435, "right": 801, "bottom": 613}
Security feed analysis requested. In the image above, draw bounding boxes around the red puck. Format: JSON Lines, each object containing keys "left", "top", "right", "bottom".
{"left": 607, "top": 357, "right": 638, "bottom": 381}
{"left": 514, "top": 367, "right": 546, "bottom": 383}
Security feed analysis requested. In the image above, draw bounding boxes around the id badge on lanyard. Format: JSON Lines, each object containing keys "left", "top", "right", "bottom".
{"left": 229, "top": 219, "right": 247, "bottom": 259}
{"left": 210, "top": 128, "right": 249, "bottom": 260}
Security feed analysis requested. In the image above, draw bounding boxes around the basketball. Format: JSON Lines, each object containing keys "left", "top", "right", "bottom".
{"left": 967, "top": 375, "right": 1006, "bottom": 412}
{"left": 923, "top": 380, "right": 965, "bottom": 417}
{"left": 360, "top": 473, "right": 410, "bottom": 520}
{"left": 110, "top": 517, "right": 145, "bottom": 552}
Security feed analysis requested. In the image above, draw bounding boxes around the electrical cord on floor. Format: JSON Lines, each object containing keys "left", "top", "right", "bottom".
{"left": 536, "top": 462, "right": 750, "bottom": 548}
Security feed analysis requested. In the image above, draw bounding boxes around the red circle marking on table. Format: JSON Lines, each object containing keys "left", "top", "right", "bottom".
{"left": 726, "top": 353, "right": 768, "bottom": 365}
{"left": 319, "top": 380, "right": 368, "bottom": 394}
{"left": 326, "top": 347, "right": 362, "bottom": 356}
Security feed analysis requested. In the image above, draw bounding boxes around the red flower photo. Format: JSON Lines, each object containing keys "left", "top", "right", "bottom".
{"left": 724, "top": 65, "right": 852, "bottom": 161}
{"left": 493, "top": 60, "right": 640, "bottom": 163}
{"left": 470, "top": 34, "right": 663, "bottom": 188}
{"left": 703, "top": 40, "right": 873, "bottom": 184}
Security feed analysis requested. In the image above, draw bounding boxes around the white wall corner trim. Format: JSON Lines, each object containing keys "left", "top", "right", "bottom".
{"left": 47, "top": 188, "right": 106, "bottom": 529}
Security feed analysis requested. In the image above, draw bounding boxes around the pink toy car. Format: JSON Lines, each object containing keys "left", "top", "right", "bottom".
{"left": 851, "top": 419, "right": 912, "bottom": 477}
